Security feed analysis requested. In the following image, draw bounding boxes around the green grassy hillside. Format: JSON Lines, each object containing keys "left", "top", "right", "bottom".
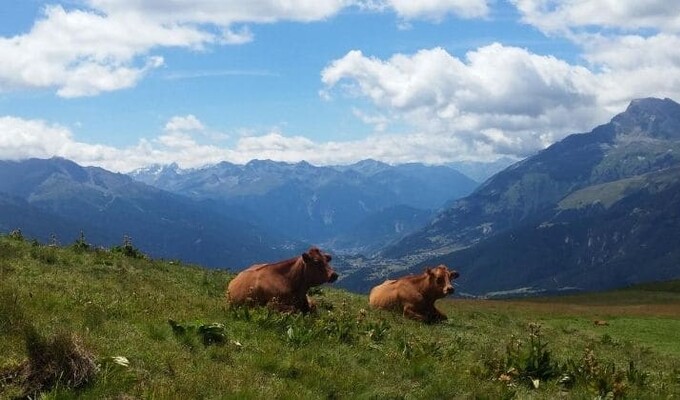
{"left": 1, "top": 233, "right": 680, "bottom": 399}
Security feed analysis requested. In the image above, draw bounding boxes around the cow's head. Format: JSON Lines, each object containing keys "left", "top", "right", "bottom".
{"left": 301, "top": 247, "right": 338, "bottom": 286}
{"left": 425, "top": 264, "right": 458, "bottom": 298}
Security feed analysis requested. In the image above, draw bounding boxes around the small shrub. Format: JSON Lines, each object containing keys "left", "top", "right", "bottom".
{"left": 516, "top": 323, "right": 560, "bottom": 384}
{"left": 21, "top": 327, "right": 98, "bottom": 396}
{"left": 318, "top": 312, "right": 358, "bottom": 344}
{"left": 561, "top": 347, "right": 645, "bottom": 399}
{"left": 483, "top": 323, "right": 561, "bottom": 389}
{"left": 111, "top": 235, "right": 146, "bottom": 259}
{"left": 49, "top": 233, "right": 59, "bottom": 247}
{"left": 364, "top": 318, "right": 390, "bottom": 343}
{"left": 8, "top": 229, "right": 24, "bottom": 241}
{"left": 70, "top": 230, "right": 90, "bottom": 253}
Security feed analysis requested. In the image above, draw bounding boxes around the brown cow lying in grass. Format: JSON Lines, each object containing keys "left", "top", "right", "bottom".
{"left": 227, "top": 247, "right": 338, "bottom": 313}
{"left": 369, "top": 265, "right": 459, "bottom": 323}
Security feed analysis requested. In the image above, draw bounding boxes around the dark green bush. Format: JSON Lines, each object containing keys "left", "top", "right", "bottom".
{"left": 70, "top": 230, "right": 91, "bottom": 253}
{"left": 111, "top": 235, "right": 146, "bottom": 259}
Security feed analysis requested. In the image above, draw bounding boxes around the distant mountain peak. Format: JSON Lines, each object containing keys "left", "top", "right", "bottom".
{"left": 245, "top": 159, "right": 285, "bottom": 169}
{"left": 246, "top": 159, "right": 277, "bottom": 165}
{"left": 354, "top": 159, "right": 390, "bottom": 167}
{"left": 627, "top": 97, "right": 679, "bottom": 112}
{"left": 339, "top": 159, "right": 392, "bottom": 176}
{"left": 129, "top": 163, "right": 181, "bottom": 178}
{"left": 612, "top": 97, "right": 680, "bottom": 140}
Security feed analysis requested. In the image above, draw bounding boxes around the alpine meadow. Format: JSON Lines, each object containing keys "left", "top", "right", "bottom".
{"left": 1, "top": 234, "right": 680, "bottom": 398}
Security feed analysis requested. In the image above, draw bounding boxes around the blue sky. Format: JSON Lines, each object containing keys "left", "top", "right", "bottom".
{"left": 1, "top": 1, "right": 679, "bottom": 171}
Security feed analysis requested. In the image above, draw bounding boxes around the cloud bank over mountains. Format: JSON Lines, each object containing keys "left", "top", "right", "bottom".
{"left": 1, "top": 0, "right": 679, "bottom": 170}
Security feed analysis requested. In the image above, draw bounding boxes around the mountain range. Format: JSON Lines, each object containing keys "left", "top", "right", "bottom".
{"left": 2, "top": 98, "right": 678, "bottom": 297}
{"left": 341, "top": 97, "right": 680, "bottom": 296}
{"left": 129, "top": 159, "right": 478, "bottom": 253}
{"left": 0, "top": 157, "right": 478, "bottom": 268}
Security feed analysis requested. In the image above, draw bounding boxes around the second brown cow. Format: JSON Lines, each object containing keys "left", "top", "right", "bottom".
{"left": 227, "top": 247, "right": 338, "bottom": 313}
{"left": 369, "top": 265, "right": 459, "bottom": 323}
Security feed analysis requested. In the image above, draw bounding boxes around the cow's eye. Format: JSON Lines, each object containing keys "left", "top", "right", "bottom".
{"left": 436, "top": 277, "right": 444, "bottom": 284}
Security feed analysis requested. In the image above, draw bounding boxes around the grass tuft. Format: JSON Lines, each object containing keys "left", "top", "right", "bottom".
{"left": 21, "top": 327, "right": 99, "bottom": 397}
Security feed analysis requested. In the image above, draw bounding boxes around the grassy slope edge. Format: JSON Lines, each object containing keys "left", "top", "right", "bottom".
{"left": 1, "top": 234, "right": 679, "bottom": 399}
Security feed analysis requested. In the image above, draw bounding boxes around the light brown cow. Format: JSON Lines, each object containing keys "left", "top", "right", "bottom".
{"left": 227, "top": 247, "right": 338, "bottom": 313}
{"left": 369, "top": 265, "right": 459, "bottom": 323}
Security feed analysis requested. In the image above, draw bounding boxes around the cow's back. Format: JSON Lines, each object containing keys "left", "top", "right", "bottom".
{"left": 227, "top": 264, "right": 268, "bottom": 305}
{"left": 369, "top": 280, "right": 401, "bottom": 310}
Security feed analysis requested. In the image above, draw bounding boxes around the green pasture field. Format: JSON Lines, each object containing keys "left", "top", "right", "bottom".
{"left": 1, "top": 234, "right": 679, "bottom": 399}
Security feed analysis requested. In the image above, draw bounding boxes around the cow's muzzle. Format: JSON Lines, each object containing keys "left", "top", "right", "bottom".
{"left": 328, "top": 272, "right": 339, "bottom": 283}
{"left": 445, "top": 286, "right": 454, "bottom": 295}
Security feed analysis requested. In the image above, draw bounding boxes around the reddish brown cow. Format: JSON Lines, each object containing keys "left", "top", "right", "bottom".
{"left": 227, "top": 247, "right": 338, "bottom": 313}
{"left": 369, "top": 265, "right": 459, "bottom": 323}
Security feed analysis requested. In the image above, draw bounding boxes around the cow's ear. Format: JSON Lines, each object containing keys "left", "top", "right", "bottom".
{"left": 449, "top": 270, "right": 460, "bottom": 279}
{"left": 324, "top": 254, "right": 332, "bottom": 262}
{"left": 424, "top": 267, "right": 433, "bottom": 275}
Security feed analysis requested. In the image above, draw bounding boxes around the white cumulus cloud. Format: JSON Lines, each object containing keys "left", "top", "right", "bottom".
{"left": 0, "top": 0, "right": 489, "bottom": 97}
{"left": 87, "top": 0, "right": 352, "bottom": 24}
{"left": 504, "top": 0, "right": 680, "bottom": 115}
{"left": 0, "top": 5, "right": 208, "bottom": 97}
{"left": 0, "top": 114, "right": 511, "bottom": 172}
{"left": 322, "top": 45, "right": 603, "bottom": 157}
{"left": 512, "top": 0, "right": 680, "bottom": 35}
{"left": 358, "top": 0, "right": 489, "bottom": 20}
{"left": 0, "top": 1, "right": 349, "bottom": 97}
{"left": 164, "top": 115, "right": 206, "bottom": 133}
{"left": 391, "top": 0, "right": 488, "bottom": 19}
{"left": 0, "top": 117, "right": 76, "bottom": 160}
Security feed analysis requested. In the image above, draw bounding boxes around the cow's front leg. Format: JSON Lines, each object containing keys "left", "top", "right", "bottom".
{"left": 291, "top": 294, "right": 312, "bottom": 313}
{"left": 402, "top": 304, "right": 427, "bottom": 322}
{"left": 431, "top": 306, "right": 448, "bottom": 322}
{"left": 306, "top": 295, "right": 317, "bottom": 313}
